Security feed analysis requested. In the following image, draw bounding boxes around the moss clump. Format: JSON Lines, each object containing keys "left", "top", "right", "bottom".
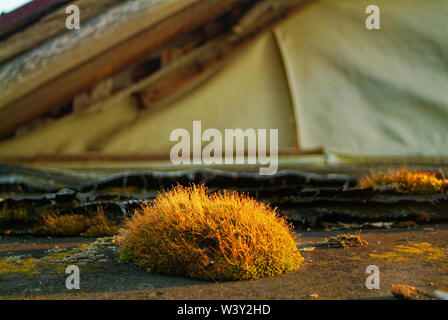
{"left": 357, "top": 167, "right": 448, "bottom": 195}
{"left": 29, "top": 207, "right": 119, "bottom": 238}
{"left": 80, "top": 208, "right": 119, "bottom": 238}
{"left": 0, "top": 204, "right": 29, "bottom": 222}
{"left": 118, "top": 184, "right": 303, "bottom": 281}
{"left": 31, "top": 213, "right": 89, "bottom": 237}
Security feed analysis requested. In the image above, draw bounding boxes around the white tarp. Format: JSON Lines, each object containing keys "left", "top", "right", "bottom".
{"left": 274, "top": 0, "right": 448, "bottom": 157}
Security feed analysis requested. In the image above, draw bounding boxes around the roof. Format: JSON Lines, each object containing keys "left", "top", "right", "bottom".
{"left": 0, "top": 0, "right": 308, "bottom": 140}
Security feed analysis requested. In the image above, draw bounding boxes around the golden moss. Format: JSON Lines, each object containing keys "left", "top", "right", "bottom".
{"left": 0, "top": 204, "right": 63, "bottom": 228}
{"left": 0, "top": 257, "right": 40, "bottom": 275}
{"left": 30, "top": 208, "right": 119, "bottom": 238}
{"left": 0, "top": 243, "right": 110, "bottom": 276}
{"left": 31, "top": 213, "right": 89, "bottom": 237}
{"left": 0, "top": 204, "right": 29, "bottom": 222}
{"left": 80, "top": 208, "right": 119, "bottom": 238}
{"left": 119, "top": 185, "right": 303, "bottom": 281}
{"left": 0, "top": 248, "right": 80, "bottom": 276}
{"left": 370, "top": 242, "right": 448, "bottom": 263}
{"left": 357, "top": 167, "right": 448, "bottom": 195}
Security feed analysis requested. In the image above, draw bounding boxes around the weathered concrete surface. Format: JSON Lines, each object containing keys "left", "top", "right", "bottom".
{"left": 0, "top": 225, "right": 447, "bottom": 300}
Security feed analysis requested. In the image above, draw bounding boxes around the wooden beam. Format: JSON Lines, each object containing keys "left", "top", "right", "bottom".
{"left": 0, "top": 0, "right": 199, "bottom": 108}
{"left": 0, "top": 0, "right": 122, "bottom": 63}
{"left": 0, "top": 148, "right": 324, "bottom": 164}
{"left": 139, "top": 35, "right": 238, "bottom": 108}
{"left": 0, "top": 0, "right": 242, "bottom": 139}
{"left": 138, "top": 0, "right": 314, "bottom": 109}
{"left": 0, "top": 0, "right": 70, "bottom": 39}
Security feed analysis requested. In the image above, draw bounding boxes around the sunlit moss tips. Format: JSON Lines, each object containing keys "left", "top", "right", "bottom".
{"left": 118, "top": 184, "right": 303, "bottom": 281}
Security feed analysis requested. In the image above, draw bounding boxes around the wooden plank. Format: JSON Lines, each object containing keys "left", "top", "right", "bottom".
{"left": 139, "top": 36, "right": 237, "bottom": 108}
{"left": 0, "top": 0, "right": 242, "bottom": 139}
{"left": 138, "top": 0, "right": 313, "bottom": 109}
{"left": 0, "top": 0, "right": 69, "bottom": 38}
{"left": 232, "top": 0, "right": 275, "bottom": 35}
{"left": 95, "top": 0, "right": 315, "bottom": 114}
{"left": 0, "top": 0, "right": 122, "bottom": 63}
{"left": 0, "top": 0, "right": 200, "bottom": 109}
{"left": 0, "top": 148, "right": 324, "bottom": 164}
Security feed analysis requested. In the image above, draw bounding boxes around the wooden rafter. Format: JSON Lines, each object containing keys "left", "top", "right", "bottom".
{"left": 0, "top": 147, "right": 324, "bottom": 164}
{"left": 0, "top": 0, "right": 70, "bottom": 39}
{"left": 0, "top": 0, "right": 242, "bottom": 139}
{"left": 0, "top": 0, "right": 123, "bottom": 63}
{"left": 138, "top": 0, "right": 314, "bottom": 109}
{"left": 0, "top": 0, "right": 316, "bottom": 141}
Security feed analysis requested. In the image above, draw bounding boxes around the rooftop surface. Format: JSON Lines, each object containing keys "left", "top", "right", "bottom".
{"left": 1, "top": 225, "right": 447, "bottom": 300}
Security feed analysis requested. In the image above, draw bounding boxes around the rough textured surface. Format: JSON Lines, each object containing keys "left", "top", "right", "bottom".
{"left": 1, "top": 225, "right": 447, "bottom": 299}
{"left": 0, "top": 0, "right": 123, "bottom": 64}
{"left": 391, "top": 283, "right": 435, "bottom": 300}
{"left": 0, "top": 30, "right": 297, "bottom": 155}
{"left": 0, "top": 0, "right": 170, "bottom": 105}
